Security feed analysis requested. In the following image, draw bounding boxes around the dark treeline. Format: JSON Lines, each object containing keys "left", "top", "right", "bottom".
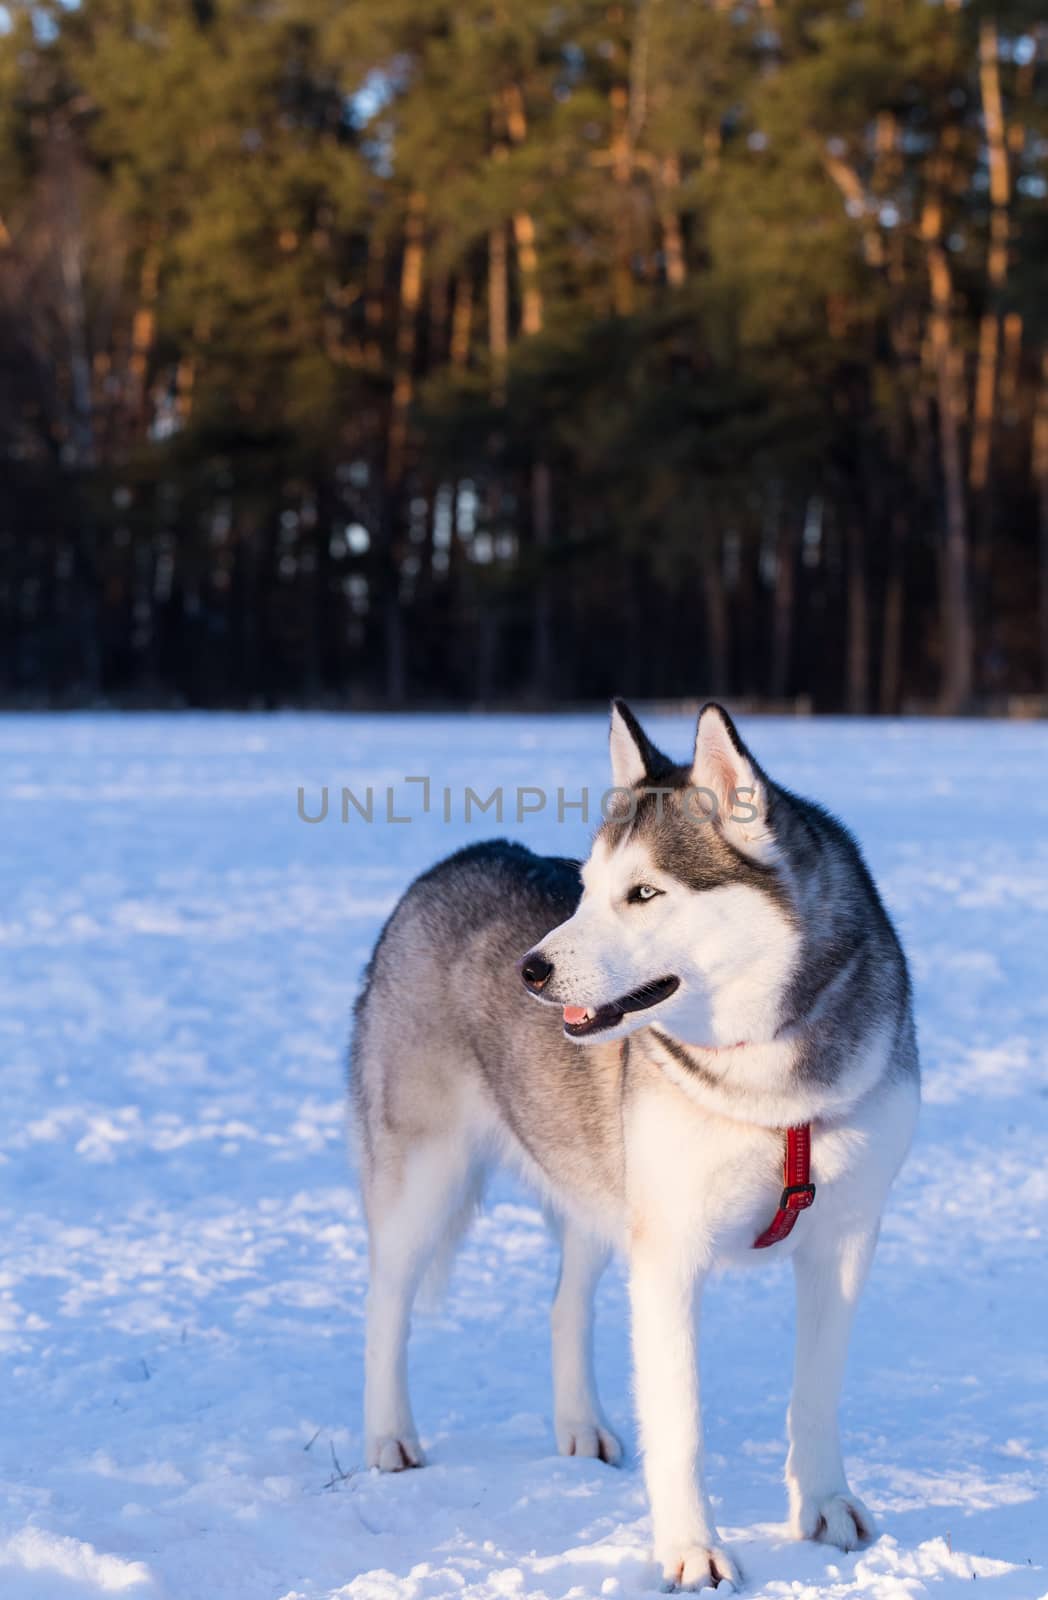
{"left": 2, "top": 1, "right": 1047, "bottom": 710}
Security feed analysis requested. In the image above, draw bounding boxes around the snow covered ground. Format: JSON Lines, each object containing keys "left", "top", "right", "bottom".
{"left": 1, "top": 711, "right": 1047, "bottom": 1600}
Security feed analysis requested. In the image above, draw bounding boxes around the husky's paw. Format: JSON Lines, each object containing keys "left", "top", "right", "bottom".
{"left": 795, "top": 1492, "right": 874, "bottom": 1551}
{"left": 555, "top": 1417, "right": 623, "bottom": 1465}
{"left": 658, "top": 1543, "right": 741, "bottom": 1592}
{"left": 366, "top": 1433, "right": 424, "bottom": 1472}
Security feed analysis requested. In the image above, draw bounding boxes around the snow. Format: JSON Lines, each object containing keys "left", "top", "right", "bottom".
{"left": 1, "top": 711, "right": 1046, "bottom": 1600}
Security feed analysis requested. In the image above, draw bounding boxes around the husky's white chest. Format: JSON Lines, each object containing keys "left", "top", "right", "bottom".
{"left": 621, "top": 1061, "right": 919, "bottom": 1271}
{"left": 623, "top": 1080, "right": 787, "bottom": 1264}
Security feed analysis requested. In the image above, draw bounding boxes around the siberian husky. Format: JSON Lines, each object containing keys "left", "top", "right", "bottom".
{"left": 351, "top": 702, "right": 919, "bottom": 1590}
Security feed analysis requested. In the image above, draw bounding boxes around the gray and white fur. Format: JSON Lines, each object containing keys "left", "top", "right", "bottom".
{"left": 350, "top": 701, "right": 918, "bottom": 1591}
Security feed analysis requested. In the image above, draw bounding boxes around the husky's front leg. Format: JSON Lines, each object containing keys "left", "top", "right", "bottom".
{"left": 629, "top": 1240, "right": 740, "bottom": 1591}
{"left": 786, "top": 1227, "right": 879, "bottom": 1550}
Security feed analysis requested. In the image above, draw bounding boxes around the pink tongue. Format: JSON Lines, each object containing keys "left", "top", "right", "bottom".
{"left": 563, "top": 1005, "right": 589, "bottom": 1026}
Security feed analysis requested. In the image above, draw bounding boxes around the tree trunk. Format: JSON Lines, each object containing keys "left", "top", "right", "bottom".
{"left": 384, "top": 191, "right": 427, "bottom": 704}
{"left": 770, "top": 514, "right": 795, "bottom": 701}
{"left": 488, "top": 224, "right": 509, "bottom": 402}
{"left": 735, "top": 528, "right": 757, "bottom": 697}
{"left": 922, "top": 174, "right": 973, "bottom": 711}
{"left": 364, "top": 231, "right": 386, "bottom": 369}
{"left": 499, "top": 85, "right": 553, "bottom": 697}
{"left": 502, "top": 85, "right": 545, "bottom": 337}
{"left": 54, "top": 162, "right": 97, "bottom": 466}
{"left": 175, "top": 354, "right": 195, "bottom": 422}
{"left": 1000, "top": 311, "right": 1023, "bottom": 413}
{"left": 846, "top": 520, "right": 868, "bottom": 714}
{"left": 658, "top": 155, "right": 686, "bottom": 289}
{"left": 609, "top": 83, "right": 635, "bottom": 316}
{"left": 450, "top": 273, "right": 473, "bottom": 370}
{"left": 127, "top": 240, "right": 161, "bottom": 439}
{"left": 1035, "top": 350, "right": 1048, "bottom": 694}
{"left": 702, "top": 534, "right": 729, "bottom": 698}
{"left": 512, "top": 211, "right": 543, "bottom": 335}
{"left": 968, "top": 20, "right": 1009, "bottom": 497}
{"left": 968, "top": 21, "right": 1010, "bottom": 689}
{"left": 383, "top": 581, "right": 406, "bottom": 706}
{"left": 476, "top": 606, "right": 498, "bottom": 706}
{"left": 387, "top": 191, "right": 426, "bottom": 488}
{"left": 530, "top": 461, "right": 554, "bottom": 699}
{"left": 235, "top": 505, "right": 260, "bottom": 700}
{"left": 969, "top": 310, "right": 1000, "bottom": 497}
{"left": 879, "top": 510, "right": 906, "bottom": 715}
{"left": 301, "top": 495, "right": 323, "bottom": 701}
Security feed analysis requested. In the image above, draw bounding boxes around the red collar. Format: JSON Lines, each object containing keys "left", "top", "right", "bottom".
{"left": 753, "top": 1125, "right": 816, "bottom": 1248}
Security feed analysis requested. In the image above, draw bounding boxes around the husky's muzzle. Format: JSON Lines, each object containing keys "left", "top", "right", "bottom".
{"left": 520, "top": 952, "right": 680, "bottom": 1038}
{"left": 560, "top": 975, "right": 680, "bottom": 1037}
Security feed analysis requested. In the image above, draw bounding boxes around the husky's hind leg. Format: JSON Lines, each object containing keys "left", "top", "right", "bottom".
{"left": 550, "top": 1215, "right": 622, "bottom": 1464}
{"left": 363, "top": 1134, "right": 478, "bottom": 1471}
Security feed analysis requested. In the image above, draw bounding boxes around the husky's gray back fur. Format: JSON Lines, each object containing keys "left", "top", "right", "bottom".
{"left": 352, "top": 840, "right": 628, "bottom": 1218}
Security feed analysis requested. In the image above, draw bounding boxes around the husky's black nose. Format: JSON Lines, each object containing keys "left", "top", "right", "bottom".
{"left": 520, "top": 951, "right": 553, "bottom": 993}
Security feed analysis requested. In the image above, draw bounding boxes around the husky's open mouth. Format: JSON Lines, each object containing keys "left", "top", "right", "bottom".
{"left": 562, "top": 976, "right": 680, "bottom": 1038}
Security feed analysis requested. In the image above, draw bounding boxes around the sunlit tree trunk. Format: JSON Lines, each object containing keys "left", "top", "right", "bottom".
{"left": 387, "top": 192, "right": 426, "bottom": 487}
{"left": 488, "top": 225, "right": 509, "bottom": 401}
{"left": 968, "top": 21, "right": 1011, "bottom": 684}
{"left": 497, "top": 81, "right": 554, "bottom": 697}
{"left": 503, "top": 85, "right": 544, "bottom": 337}
{"left": 969, "top": 20, "right": 1009, "bottom": 496}
{"left": 658, "top": 155, "right": 686, "bottom": 288}
{"left": 921, "top": 155, "right": 973, "bottom": 713}
{"left": 384, "top": 191, "right": 427, "bottom": 704}
{"left": 127, "top": 239, "right": 160, "bottom": 438}
{"left": 609, "top": 82, "right": 635, "bottom": 316}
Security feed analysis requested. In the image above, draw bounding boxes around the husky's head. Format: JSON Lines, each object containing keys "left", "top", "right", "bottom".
{"left": 520, "top": 701, "right": 798, "bottom": 1047}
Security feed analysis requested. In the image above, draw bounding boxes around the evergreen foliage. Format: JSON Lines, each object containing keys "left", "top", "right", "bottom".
{"left": 2, "top": 0, "right": 1047, "bottom": 707}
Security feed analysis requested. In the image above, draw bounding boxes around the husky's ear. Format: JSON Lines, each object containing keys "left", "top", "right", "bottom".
{"left": 690, "top": 704, "right": 778, "bottom": 865}
{"left": 609, "top": 699, "right": 670, "bottom": 790}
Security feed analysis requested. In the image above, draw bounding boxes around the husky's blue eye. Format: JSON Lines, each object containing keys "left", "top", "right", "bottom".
{"left": 628, "top": 883, "right": 661, "bottom": 904}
